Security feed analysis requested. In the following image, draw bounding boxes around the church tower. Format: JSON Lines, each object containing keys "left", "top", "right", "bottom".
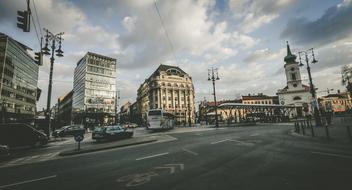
{"left": 284, "top": 41, "right": 304, "bottom": 91}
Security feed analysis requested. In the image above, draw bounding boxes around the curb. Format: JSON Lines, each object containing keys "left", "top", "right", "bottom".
{"left": 59, "top": 139, "right": 157, "bottom": 156}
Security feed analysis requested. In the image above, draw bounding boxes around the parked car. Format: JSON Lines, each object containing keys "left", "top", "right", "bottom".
{"left": 0, "top": 123, "right": 48, "bottom": 148}
{"left": 122, "top": 122, "right": 138, "bottom": 129}
{"left": 92, "top": 125, "right": 133, "bottom": 142}
{"left": 0, "top": 144, "right": 10, "bottom": 159}
{"left": 52, "top": 125, "right": 85, "bottom": 137}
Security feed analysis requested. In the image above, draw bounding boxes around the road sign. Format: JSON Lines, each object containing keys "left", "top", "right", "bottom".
{"left": 74, "top": 134, "right": 84, "bottom": 142}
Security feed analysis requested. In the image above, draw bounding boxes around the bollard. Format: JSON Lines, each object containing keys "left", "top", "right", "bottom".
{"left": 301, "top": 121, "right": 306, "bottom": 135}
{"left": 297, "top": 122, "right": 301, "bottom": 134}
{"left": 325, "top": 124, "right": 330, "bottom": 139}
{"left": 347, "top": 125, "right": 352, "bottom": 141}
{"left": 309, "top": 120, "right": 315, "bottom": 137}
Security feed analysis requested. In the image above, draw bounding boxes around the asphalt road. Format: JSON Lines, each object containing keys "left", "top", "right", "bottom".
{"left": 1, "top": 124, "right": 352, "bottom": 190}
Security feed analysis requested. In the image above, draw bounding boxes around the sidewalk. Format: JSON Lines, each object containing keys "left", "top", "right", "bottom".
{"left": 59, "top": 136, "right": 158, "bottom": 156}
{"left": 293, "top": 117, "right": 352, "bottom": 143}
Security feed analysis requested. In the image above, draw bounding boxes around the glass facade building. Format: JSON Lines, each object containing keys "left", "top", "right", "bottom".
{"left": 0, "top": 33, "right": 39, "bottom": 123}
{"left": 72, "top": 52, "right": 116, "bottom": 127}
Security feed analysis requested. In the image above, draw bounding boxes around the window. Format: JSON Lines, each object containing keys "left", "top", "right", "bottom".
{"left": 291, "top": 73, "right": 296, "bottom": 80}
{"left": 293, "top": 96, "right": 302, "bottom": 101}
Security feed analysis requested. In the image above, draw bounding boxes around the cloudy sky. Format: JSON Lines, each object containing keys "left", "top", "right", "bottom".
{"left": 1, "top": 0, "right": 352, "bottom": 110}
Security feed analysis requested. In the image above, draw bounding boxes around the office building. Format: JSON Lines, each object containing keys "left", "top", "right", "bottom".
{"left": 72, "top": 52, "right": 117, "bottom": 127}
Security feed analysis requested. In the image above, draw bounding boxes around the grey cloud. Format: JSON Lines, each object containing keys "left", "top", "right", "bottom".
{"left": 281, "top": 1, "right": 352, "bottom": 46}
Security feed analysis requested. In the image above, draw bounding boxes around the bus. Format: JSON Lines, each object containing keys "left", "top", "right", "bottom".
{"left": 147, "top": 109, "right": 176, "bottom": 130}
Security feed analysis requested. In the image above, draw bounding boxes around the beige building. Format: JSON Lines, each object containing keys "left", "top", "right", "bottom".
{"left": 136, "top": 64, "right": 195, "bottom": 125}
{"left": 319, "top": 91, "right": 352, "bottom": 113}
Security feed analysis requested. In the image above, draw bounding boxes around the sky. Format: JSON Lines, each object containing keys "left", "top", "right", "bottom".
{"left": 0, "top": 0, "right": 352, "bottom": 110}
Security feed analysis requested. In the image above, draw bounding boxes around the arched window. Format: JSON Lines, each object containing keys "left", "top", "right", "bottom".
{"left": 293, "top": 96, "right": 302, "bottom": 101}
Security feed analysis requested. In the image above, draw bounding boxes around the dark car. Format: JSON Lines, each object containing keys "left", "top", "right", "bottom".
{"left": 52, "top": 125, "right": 85, "bottom": 137}
{"left": 92, "top": 125, "right": 133, "bottom": 142}
{"left": 0, "top": 123, "right": 48, "bottom": 148}
{"left": 0, "top": 144, "right": 10, "bottom": 159}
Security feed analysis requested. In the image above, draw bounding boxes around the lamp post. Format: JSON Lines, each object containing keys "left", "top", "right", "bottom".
{"left": 42, "top": 28, "right": 64, "bottom": 137}
{"left": 208, "top": 68, "right": 220, "bottom": 128}
{"left": 298, "top": 48, "right": 322, "bottom": 126}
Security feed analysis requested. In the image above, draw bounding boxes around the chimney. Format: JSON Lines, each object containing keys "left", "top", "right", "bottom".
{"left": 337, "top": 89, "right": 341, "bottom": 94}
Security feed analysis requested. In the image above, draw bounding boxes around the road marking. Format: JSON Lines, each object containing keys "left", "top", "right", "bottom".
{"left": 136, "top": 152, "right": 169, "bottom": 161}
{"left": 229, "top": 139, "right": 254, "bottom": 146}
{"left": 155, "top": 164, "right": 184, "bottom": 174}
{"left": 182, "top": 148, "right": 198, "bottom": 156}
{"left": 211, "top": 139, "right": 231, "bottom": 144}
{"left": 0, "top": 175, "right": 57, "bottom": 188}
{"left": 250, "top": 133, "right": 259, "bottom": 137}
{"left": 311, "top": 151, "right": 352, "bottom": 159}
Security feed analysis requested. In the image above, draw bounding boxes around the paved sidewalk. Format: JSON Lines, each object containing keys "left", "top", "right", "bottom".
{"left": 293, "top": 116, "right": 352, "bottom": 143}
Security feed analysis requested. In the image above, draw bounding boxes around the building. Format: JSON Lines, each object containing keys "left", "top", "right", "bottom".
{"left": 0, "top": 33, "right": 40, "bottom": 123}
{"left": 277, "top": 42, "right": 313, "bottom": 117}
{"left": 319, "top": 91, "right": 352, "bottom": 113}
{"left": 242, "top": 93, "right": 278, "bottom": 105}
{"left": 136, "top": 64, "right": 196, "bottom": 125}
{"left": 72, "top": 52, "right": 117, "bottom": 127}
{"left": 56, "top": 90, "right": 73, "bottom": 128}
{"left": 119, "top": 101, "right": 131, "bottom": 123}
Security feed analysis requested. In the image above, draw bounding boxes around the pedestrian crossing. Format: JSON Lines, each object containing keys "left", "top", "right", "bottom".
{"left": 0, "top": 152, "right": 60, "bottom": 168}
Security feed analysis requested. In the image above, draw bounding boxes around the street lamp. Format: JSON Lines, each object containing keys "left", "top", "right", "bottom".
{"left": 42, "top": 28, "right": 64, "bottom": 137}
{"left": 208, "top": 68, "right": 220, "bottom": 128}
{"left": 298, "top": 48, "right": 322, "bottom": 126}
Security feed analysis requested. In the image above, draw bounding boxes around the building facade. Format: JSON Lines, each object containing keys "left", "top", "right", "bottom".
{"left": 72, "top": 52, "right": 117, "bottom": 127}
{"left": 277, "top": 42, "right": 313, "bottom": 117}
{"left": 56, "top": 90, "right": 73, "bottom": 128}
{"left": 119, "top": 101, "right": 131, "bottom": 123}
{"left": 136, "top": 64, "right": 196, "bottom": 125}
{"left": 242, "top": 93, "right": 278, "bottom": 105}
{"left": 319, "top": 91, "right": 352, "bottom": 113}
{"left": 0, "top": 33, "right": 40, "bottom": 123}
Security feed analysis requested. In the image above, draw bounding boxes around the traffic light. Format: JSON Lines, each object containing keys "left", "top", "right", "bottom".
{"left": 34, "top": 51, "right": 43, "bottom": 65}
{"left": 17, "top": 10, "right": 30, "bottom": 32}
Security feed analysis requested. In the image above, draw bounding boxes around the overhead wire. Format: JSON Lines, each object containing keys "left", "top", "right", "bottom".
{"left": 32, "top": 0, "right": 43, "bottom": 37}
{"left": 153, "top": 0, "right": 178, "bottom": 65}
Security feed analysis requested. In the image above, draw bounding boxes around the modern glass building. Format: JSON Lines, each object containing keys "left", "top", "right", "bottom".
{"left": 0, "top": 33, "right": 39, "bottom": 123}
{"left": 72, "top": 52, "right": 117, "bottom": 127}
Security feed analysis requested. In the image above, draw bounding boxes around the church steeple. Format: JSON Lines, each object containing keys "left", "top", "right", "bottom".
{"left": 284, "top": 41, "right": 297, "bottom": 63}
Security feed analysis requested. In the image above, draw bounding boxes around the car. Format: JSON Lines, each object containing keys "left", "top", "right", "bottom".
{"left": 0, "top": 123, "right": 48, "bottom": 148}
{"left": 92, "top": 125, "right": 133, "bottom": 142}
{"left": 52, "top": 125, "right": 85, "bottom": 138}
{"left": 122, "top": 122, "right": 138, "bottom": 129}
{"left": 0, "top": 144, "right": 10, "bottom": 159}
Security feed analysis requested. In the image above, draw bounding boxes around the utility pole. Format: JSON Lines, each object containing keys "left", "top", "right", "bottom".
{"left": 208, "top": 68, "right": 220, "bottom": 128}
{"left": 42, "top": 28, "right": 64, "bottom": 137}
{"left": 298, "top": 48, "right": 322, "bottom": 126}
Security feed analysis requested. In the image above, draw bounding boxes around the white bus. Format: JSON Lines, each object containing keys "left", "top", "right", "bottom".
{"left": 147, "top": 109, "right": 176, "bottom": 130}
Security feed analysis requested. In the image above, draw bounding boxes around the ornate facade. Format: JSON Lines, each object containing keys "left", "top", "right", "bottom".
{"left": 136, "top": 64, "right": 195, "bottom": 125}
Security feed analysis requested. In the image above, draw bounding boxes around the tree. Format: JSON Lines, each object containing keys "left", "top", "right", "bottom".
{"left": 342, "top": 65, "right": 352, "bottom": 96}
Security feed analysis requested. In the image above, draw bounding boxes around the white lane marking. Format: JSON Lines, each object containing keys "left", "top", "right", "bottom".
{"left": 229, "top": 139, "right": 254, "bottom": 146}
{"left": 8, "top": 157, "right": 27, "bottom": 164}
{"left": 211, "top": 139, "right": 231, "bottom": 144}
{"left": 136, "top": 152, "right": 169, "bottom": 161}
{"left": 0, "top": 175, "right": 57, "bottom": 188}
{"left": 250, "top": 133, "right": 259, "bottom": 137}
{"left": 182, "top": 148, "right": 198, "bottom": 156}
{"left": 311, "top": 151, "right": 352, "bottom": 159}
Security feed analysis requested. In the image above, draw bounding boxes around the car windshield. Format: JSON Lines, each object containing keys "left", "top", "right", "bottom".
{"left": 94, "top": 127, "right": 105, "bottom": 132}
{"left": 148, "top": 110, "right": 161, "bottom": 116}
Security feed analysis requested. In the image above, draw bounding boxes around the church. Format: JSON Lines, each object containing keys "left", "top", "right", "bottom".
{"left": 277, "top": 42, "right": 313, "bottom": 117}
